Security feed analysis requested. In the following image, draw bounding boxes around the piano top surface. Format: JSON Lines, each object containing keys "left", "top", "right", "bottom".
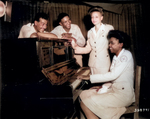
{"left": 1, "top": 38, "right": 81, "bottom": 84}
{"left": 18, "top": 37, "right": 70, "bottom": 42}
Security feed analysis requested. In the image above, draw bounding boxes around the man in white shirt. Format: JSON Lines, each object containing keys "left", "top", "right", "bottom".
{"left": 51, "top": 13, "right": 85, "bottom": 47}
{"left": 51, "top": 13, "right": 86, "bottom": 67}
{"left": 18, "top": 12, "right": 56, "bottom": 38}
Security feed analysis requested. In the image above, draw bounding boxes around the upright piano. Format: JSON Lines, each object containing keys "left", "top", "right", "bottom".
{"left": 1, "top": 38, "right": 90, "bottom": 119}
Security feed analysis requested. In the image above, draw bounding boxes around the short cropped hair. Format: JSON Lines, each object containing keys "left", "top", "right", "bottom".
{"left": 107, "top": 30, "right": 131, "bottom": 49}
{"left": 34, "top": 12, "right": 48, "bottom": 22}
{"left": 57, "top": 13, "right": 70, "bottom": 22}
{"left": 88, "top": 6, "right": 104, "bottom": 16}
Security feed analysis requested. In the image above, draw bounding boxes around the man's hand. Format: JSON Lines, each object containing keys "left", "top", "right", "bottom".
{"left": 61, "top": 33, "right": 76, "bottom": 41}
{"left": 69, "top": 37, "right": 77, "bottom": 43}
{"left": 64, "top": 42, "right": 69, "bottom": 46}
{"left": 61, "top": 33, "right": 72, "bottom": 38}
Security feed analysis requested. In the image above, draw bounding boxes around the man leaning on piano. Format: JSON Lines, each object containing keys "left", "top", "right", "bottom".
{"left": 18, "top": 12, "right": 86, "bottom": 67}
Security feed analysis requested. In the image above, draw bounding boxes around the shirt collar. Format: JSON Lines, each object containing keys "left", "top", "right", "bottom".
{"left": 61, "top": 24, "right": 72, "bottom": 33}
{"left": 113, "top": 48, "right": 125, "bottom": 60}
{"left": 91, "top": 23, "right": 104, "bottom": 36}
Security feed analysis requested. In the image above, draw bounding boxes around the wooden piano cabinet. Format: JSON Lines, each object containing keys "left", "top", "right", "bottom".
{"left": 2, "top": 81, "right": 75, "bottom": 119}
{"left": 1, "top": 38, "right": 90, "bottom": 119}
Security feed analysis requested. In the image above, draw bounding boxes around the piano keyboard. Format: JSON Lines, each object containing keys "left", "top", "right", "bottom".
{"left": 76, "top": 67, "right": 91, "bottom": 75}
{"left": 70, "top": 67, "right": 90, "bottom": 91}
{"left": 81, "top": 69, "right": 90, "bottom": 76}
{"left": 71, "top": 79, "right": 82, "bottom": 91}
{"left": 70, "top": 67, "right": 91, "bottom": 102}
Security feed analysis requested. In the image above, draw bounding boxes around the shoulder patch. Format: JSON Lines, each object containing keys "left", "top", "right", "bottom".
{"left": 120, "top": 55, "right": 128, "bottom": 62}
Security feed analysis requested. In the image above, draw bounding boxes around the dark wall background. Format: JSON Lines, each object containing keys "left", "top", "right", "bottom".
{"left": 138, "top": 2, "right": 150, "bottom": 118}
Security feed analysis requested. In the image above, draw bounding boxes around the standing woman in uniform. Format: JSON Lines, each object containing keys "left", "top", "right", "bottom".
{"left": 72, "top": 6, "right": 114, "bottom": 74}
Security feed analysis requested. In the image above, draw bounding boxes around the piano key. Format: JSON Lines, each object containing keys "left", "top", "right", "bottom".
{"left": 70, "top": 79, "right": 82, "bottom": 91}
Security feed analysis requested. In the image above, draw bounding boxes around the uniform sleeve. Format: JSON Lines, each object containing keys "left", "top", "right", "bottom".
{"left": 110, "top": 25, "right": 114, "bottom": 30}
{"left": 75, "top": 26, "right": 86, "bottom": 47}
{"left": 107, "top": 24, "right": 114, "bottom": 31}
{"left": 18, "top": 25, "right": 35, "bottom": 38}
{"left": 90, "top": 52, "right": 132, "bottom": 83}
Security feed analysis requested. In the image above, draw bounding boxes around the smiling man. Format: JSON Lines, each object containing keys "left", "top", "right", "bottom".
{"left": 51, "top": 13, "right": 85, "bottom": 47}
{"left": 50, "top": 13, "right": 86, "bottom": 67}
{"left": 18, "top": 12, "right": 56, "bottom": 38}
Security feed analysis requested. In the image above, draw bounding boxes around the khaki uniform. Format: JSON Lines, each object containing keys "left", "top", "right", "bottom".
{"left": 80, "top": 49, "right": 135, "bottom": 119}
{"left": 75, "top": 23, "right": 114, "bottom": 74}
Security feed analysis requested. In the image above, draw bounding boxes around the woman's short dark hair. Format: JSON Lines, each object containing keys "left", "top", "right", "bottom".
{"left": 34, "top": 12, "right": 48, "bottom": 22}
{"left": 107, "top": 30, "right": 131, "bottom": 49}
{"left": 88, "top": 6, "right": 104, "bottom": 16}
{"left": 57, "top": 13, "right": 70, "bottom": 22}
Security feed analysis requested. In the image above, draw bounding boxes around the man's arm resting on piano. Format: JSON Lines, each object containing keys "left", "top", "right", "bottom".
{"left": 30, "top": 32, "right": 58, "bottom": 39}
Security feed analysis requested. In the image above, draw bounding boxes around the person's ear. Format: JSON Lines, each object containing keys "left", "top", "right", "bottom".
{"left": 101, "top": 16, "right": 103, "bottom": 21}
{"left": 59, "top": 22, "right": 62, "bottom": 26}
{"left": 120, "top": 43, "right": 123, "bottom": 48}
{"left": 34, "top": 21, "right": 38, "bottom": 26}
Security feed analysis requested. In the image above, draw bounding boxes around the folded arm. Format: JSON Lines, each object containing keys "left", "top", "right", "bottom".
{"left": 36, "top": 32, "right": 58, "bottom": 39}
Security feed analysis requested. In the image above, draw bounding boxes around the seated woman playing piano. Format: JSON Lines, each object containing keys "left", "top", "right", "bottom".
{"left": 77, "top": 30, "right": 135, "bottom": 119}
